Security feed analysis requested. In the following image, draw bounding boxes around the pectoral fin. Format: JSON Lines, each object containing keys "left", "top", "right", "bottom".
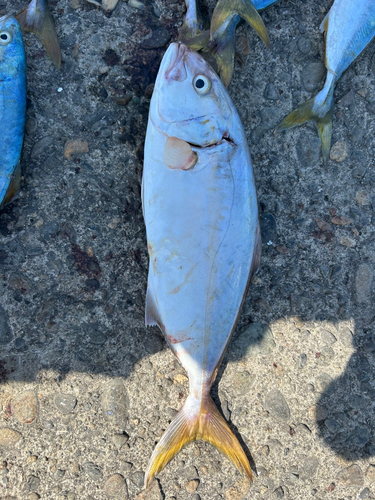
{"left": 163, "top": 137, "right": 198, "bottom": 171}
{"left": 145, "top": 286, "right": 164, "bottom": 331}
{"left": 16, "top": 0, "right": 61, "bottom": 68}
{"left": 1, "top": 162, "right": 21, "bottom": 209}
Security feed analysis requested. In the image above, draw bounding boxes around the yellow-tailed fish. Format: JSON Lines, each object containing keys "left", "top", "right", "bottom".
{"left": 277, "top": 0, "right": 375, "bottom": 161}
{"left": 182, "top": 0, "right": 277, "bottom": 86}
{"left": 16, "top": 0, "right": 61, "bottom": 68}
{"left": 142, "top": 43, "right": 261, "bottom": 485}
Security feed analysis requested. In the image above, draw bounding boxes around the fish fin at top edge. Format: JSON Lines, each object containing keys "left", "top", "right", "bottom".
{"left": 319, "top": 11, "right": 329, "bottom": 34}
{"left": 211, "top": 0, "right": 270, "bottom": 50}
{"left": 16, "top": 0, "right": 61, "bottom": 68}
{"left": 144, "top": 394, "right": 252, "bottom": 487}
{"left": 145, "top": 286, "right": 163, "bottom": 330}
{"left": 1, "top": 161, "right": 21, "bottom": 210}
{"left": 276, "top": 90, "right": 334, "bottom": 163}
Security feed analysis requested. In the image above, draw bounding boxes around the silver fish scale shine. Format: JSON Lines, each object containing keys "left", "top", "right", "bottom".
{"left": 142, "top": 43, "right": 260, "bottom": 485}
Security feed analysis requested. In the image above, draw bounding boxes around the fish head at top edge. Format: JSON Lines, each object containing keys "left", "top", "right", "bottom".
{"left": 0, "top": 16, "right": 25, "bottom": 81}
{"left": 150, "top": 43, "right": 235, "bottom": 148}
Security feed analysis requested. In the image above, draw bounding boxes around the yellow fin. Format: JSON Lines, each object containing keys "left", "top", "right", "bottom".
{"left": 1, "top": 161, "right": 21, "bottom": 209}
{"left": 181, "top": 29, "right": 210, "bottom": 51}
{"left": 212, "top": 32, "right": 236, "bottom": 87}
{"left": 16, "top": 0, "right": 61, "bottom": 68}
{"left": 144, "top": 395, "right": 252, "bottom": 486}
{"left": 163, "top": 137, "right": 198, "bottom": 171}
{"left": 317, "top": 104, "right": 333, "bottom": 163}
{"left": 211, "top": 0, "right": 270, "bottom": 50}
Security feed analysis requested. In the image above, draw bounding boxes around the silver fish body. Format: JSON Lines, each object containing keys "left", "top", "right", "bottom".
{"left": 142, "top": 43, "right": 260, "bottom": 485}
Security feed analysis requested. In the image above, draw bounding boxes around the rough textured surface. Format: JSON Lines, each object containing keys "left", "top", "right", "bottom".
{"left": 0, "top": 0, "right": 374, "bottom": 498}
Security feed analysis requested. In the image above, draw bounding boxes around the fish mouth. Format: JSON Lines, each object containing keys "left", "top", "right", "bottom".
{"left": 187, "top": 133, "right": 235, "bottom": 150}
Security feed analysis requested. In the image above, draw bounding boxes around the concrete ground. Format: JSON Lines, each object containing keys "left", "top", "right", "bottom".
{"left": 0, "top": 0, "right": 374, "bottom": 498}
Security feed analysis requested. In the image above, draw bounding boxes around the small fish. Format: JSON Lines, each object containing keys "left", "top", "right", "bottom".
{"left": 142, "top": 43, "right": 261, "bottom": 485}
{"left": 277, "top": 0, "right": 375, "bottom": 161}
{"left": 183, "top": 0, "right": 279, "bottom": 86}
{"left": 16, "top": 0, "right": 61, "bottom": 68}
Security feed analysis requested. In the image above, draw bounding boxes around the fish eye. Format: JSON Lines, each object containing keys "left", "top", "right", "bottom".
{"left": 193, "top": 75, "right": 211, "bottom": 95}
{"left": 0, "top": 31, "right": 12, "bottom": 45}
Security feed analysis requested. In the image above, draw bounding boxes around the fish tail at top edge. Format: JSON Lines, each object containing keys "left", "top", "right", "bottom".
{"left": 276, "top": 83, "right": 335, "bottom": 163}
{"left": 16, "top": 0, "right": 61, "bottom": 67}
{"left": 144, "top": 393, "right": 253, "bottom": 487}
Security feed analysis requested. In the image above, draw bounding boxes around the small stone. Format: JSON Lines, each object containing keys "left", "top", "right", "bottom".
{"left": 320, "top": 330, "right": 337, "bottom": 345}
{"left": 297, "top": 37, "right": 311, "bottom": 54}
{"left": 141, "top": 27, "right": 170, "bottom": 50}
{"left": 359, "top": 488, "right": 370, "bottom": 499}
{"left": 355, "top": 264, "right": 373, "bottom": 304}
{"left": 111, "top": 433, "right": 129, "bottom": 449}
{"left": 24, "top": 475, "right": 40, "bottom": 492}
{"left": 264, "top": 83, "right": 279, "bottom": 100}
{"left": 301, "top": 61, "right": 325, "bottom": 92}
{"left": 101, "top": 381, "right": 129, "bottom": 428}
{"left": 134, "top": 479, "right": 163, "bottom": 500}
{"left": 11, "top": 390, "right": 38, "bottom": 424}
{"left": 103, "top": 48, "right": 120, "bottom": 66}
{"left": 355, "top": 190, "right": 370, "bottom": 206}
{"left": 337, "top": 464, "right": 364, "bottom": 486}
{"left": 184, "top": 479, "right": 199, "bottom": 493}
{"left": 331, "top": 215, "right": 353, "bottom": 225}
{"left": 264, "top": 389, "right": 290, "bottom": 420}
{"left": 83, "top": 462, "right": 102, "bottom": 480}
{"left": 173, "top": 373, "right": 188, "bottom": 385}
{"left": 273, "top": 486, "right": 284, "bottom": 499}
{"left": 347, "top": 426, "right": 371, "bottom": 447}
{"left": 225, "top": 477, "right": 250, "bottom": 500}
{"left": 261, "top": 445, "right": 270, "bottom": 456}
{"left": 329, "top": 141, "right": 348, "bottom": 162}
{"left": 316, "top": 373, "right": 333, "bottom": 393}
{"left": 104, "top": 474, "right": 128, "bottom": 497}
{"left": 299, "top": 457, "right": 319, "bottom": 480}
{"left": 25, "top": 494, "right": 40, "bottom": 500}
{"left": 232, "top": 371, "right": 256, "bottom": 395}
{"left": 128, "top": 0, "right": 145, "bottom": 9}
{"left": 308, "top": 405, "right": 328, "bottom": 421}
{"left": 130, "top": 471, "right": 144, "bottom": 488}
{"left": 54, "top": 393, "right": 77, "bottom": 414}
{"left": 64, "top": 139, "right": 89, "bottom": 160}
{"left": 0, "top": 428, "right": 22, "bottom": 447}
{"left": 340, "top": 236, "right": 356, "bottom": 248}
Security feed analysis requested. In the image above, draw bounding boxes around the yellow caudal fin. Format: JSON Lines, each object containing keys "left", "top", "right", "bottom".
{"left": 16, "top": 0, "right": 61, "bottom": 68}
{"left": 276, "top": 86, "right": 335, "bottom": 162}
{"left": 211, "top": 0, "right": 269, "bottom": 50}
{"left": 144, "top": 394, "right": 252, "bottom": 487}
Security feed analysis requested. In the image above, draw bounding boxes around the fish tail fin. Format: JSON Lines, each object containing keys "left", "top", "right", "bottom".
{"left": 211, "top": 0, "right": 270, "bottom": 49}
{"left": 1, "top": 161, "right": 21, "bottom": 209}
{"left": 16, "top": 0, "right": 61, "bottom": 68}
{"left": 144, "top": 394, "right": 252, "bottom": 487}
{"left": 276, "top": 84, "right": 334, "bottom": 162}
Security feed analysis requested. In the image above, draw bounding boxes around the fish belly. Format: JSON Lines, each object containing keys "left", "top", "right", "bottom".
{"left": 143, "top": 124, "right": 258, "bottom": 391}
{"left": 325, "top": 0, "right": 375, "bottom": 79}
{"left": 0, "top": 49, "right": 26, "bottom": 206}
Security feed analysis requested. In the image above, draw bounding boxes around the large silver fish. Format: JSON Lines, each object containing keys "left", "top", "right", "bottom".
{"left": 277, "top": 0, "right": 375, "bottom": 160}
{"left": 142, "top": 42, "right": 261, "bottom": 485}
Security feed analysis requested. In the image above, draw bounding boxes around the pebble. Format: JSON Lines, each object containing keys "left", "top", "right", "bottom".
{"left": 104, "top": 474, "right": 128, "bottom": 497}
{"left": 329, "top": 141, "right": 348, "bottom": 162}
{"left": 301, "top": 61, "right": 325, "bottom": 92}
{"left": 232, "top": 371, "right": 256, "bottom": 395}
{"left": 141, "top": 27, "right": 171, "bottom": 50}
{"left": 184, "top": 479, "right": 199, "bottom": 493}
{"left": 128, "top": 0, "right": 145, "bottom": 9}
{"left": 134, "top": 479, "right": 163, "bottom": 499}
{"left": 355, "top": 190, "right": 370, "bottom": 206}
{"left": 130, "top": 471, "right": 144, "bottom": 488}
{"left": 231, "top": 323, "right": 275, "bottom": 357}
{"left": 331, "top": 215, "right": 352, "bottom": 225}
{"left": 264, "top": 389, "right": 290, "bottom": 420}
{"left": 297, "top": 37, "right": 311, "bottom": 54}
{"left": 225, "top": 477, "right": 250, "bottom": 500}
{"left": 0, "top": 428, "right": 22, "bottom": 447}
{"left": 0, "top": 304, "right": 13, "bottom": 345}
{"left": 355, "top": 264, "right": 373, "bottom": 304}
{"left": 273, "top": 486, "right": 284, "bottom": 499}
{"left": 320, "top": 330, "right": 337, "bottom": 345}
{"left": 101, "top": 381, "right": 129, "bottom": 427}
{"left": 339, "top": 326, "right": 353, "bottom": 346}
{"left": 315, "top": 373, "right": 333, "bottom": 393}
{"left": 359, "top": 488, "right": 370, "bottom": 499}
{"left": 54, "top": 393, "right": 77, "bottom": 414}
{"left": 264, "top": 83, "right": 279, "bottom": 101}
{"left": 25, "top": 494, "right": 40, "bottom": 500}
{"left": 299, "top": 457, "right": 319, "bottom": 480}
{"left": 11, "top": 390, "right": 38, "bottom": 424}
{"left": 83, "top": 462, "right": 103, "bottom": 480}
{"left": 24, "top": 475, "right": 40, "bottom": 492}
{"left": 111, "top": 433, "right": 129, "bottom": 449}
{"left": 337, "top": 464, "right": 364, "bottom": 486}
{"left": 340, "top": 236, "right": 356, "bottom": 248}
{"left": 64, "top": 139, "right": 89, "bottom": 160}
{"left": 174, "top": 373, "right": 189, "bottom": 385}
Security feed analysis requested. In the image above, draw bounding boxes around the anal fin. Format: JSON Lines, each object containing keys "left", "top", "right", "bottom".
{"left": 1, "top": 162, "right": 21, "bottom": 209}
{"left": 145, "top": 286, "right": 164, "bottom": 331}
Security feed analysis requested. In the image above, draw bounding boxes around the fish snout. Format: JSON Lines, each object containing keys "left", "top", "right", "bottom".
{"left": 165, "top": 43, "right": 187, "bottom": 82}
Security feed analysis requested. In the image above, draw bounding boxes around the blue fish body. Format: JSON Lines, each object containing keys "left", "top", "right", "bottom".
{"left": 0, "top": 16, "right": 26, "bottom": 208}
{"left": 253, "top": 0, "right": 279, "bottom": 10}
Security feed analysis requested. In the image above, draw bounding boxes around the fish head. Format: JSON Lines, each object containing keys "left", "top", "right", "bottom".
{"left": 0, "top": 16, "right": 25, "bottom": 80}
{"left": 151, "top": 43, "right": 234, "bottom": 147}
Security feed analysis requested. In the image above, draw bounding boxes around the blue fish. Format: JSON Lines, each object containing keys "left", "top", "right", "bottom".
{"left": 277, "top": 0, "right": 375, "bottom": 160}
{"left": 182, "top": 0, "right": 280, "bottom": 86}
{"left": 0, "top": 16, "right": 26, "bottom": 209}
{"left": 0, "top": 1, "right": 61, "bottom": 209}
